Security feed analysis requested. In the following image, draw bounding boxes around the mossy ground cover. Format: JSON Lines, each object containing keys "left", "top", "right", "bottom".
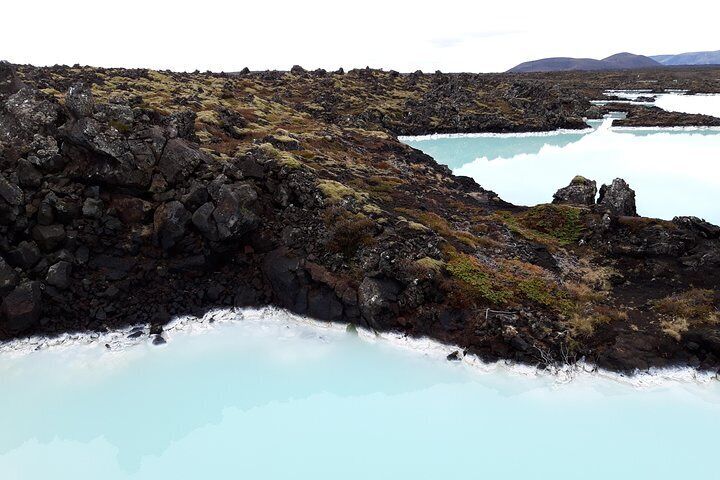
{"left": 444, "top": 251, "right": 577, "bottom": 313}
{"left": 445, "top": 253, "right": 513, "bottom": 305}
{"left": 516, "top": 204, "right": 584, "bottom": 245}
{"left": 394, "top": 208, "right": 481, "bottom": 249}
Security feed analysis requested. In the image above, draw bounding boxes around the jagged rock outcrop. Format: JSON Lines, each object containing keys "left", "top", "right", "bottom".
{"left": 154, "top": 201, "right": 191, "bottom": 250}
{"left": 597, "top": 178, "right": 637, "bottom": 216}
{"left": 66, "top": 83, "right": 94, "bottom": 118}
{"left": 553, "top": 176, "right": 637, "bottom": 217}
{"left": 552, "top": 176, "right": 597, "bottom": 205}
{"left": 0, "top": 66, "right": 60, "bottom": 164}
{"left": 60, "top": 83, "right": 210, "bottom": 189}
{"left": 210, "top": 183, "right": 259, "bottom": 241}
{"left": 673, "top": 216, "right": 720, "bottom": 239}
{"left": 358, "top": 277, "right": 401, "bottom": 330}
{"left": 0, "top": 61, "right": 23, "bottom": 96}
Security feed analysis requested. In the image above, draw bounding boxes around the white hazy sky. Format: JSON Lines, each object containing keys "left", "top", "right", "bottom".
{"left": 3, "top": 0, "right": 719, "bottom": 72}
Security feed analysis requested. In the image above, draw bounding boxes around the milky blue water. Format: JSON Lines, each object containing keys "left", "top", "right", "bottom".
{"left": 1, "top": 309, "right": 719, "bottom": 479}
{"left": 602, "top": 90, "right": 720, "bottom": 118}
{"left": 403, "top": 104, "right": 720, "bottom": 225}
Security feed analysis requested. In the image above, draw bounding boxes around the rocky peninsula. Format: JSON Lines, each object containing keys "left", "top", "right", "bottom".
{"left": 1, "top": 62, "right": 719, "bottom": 373}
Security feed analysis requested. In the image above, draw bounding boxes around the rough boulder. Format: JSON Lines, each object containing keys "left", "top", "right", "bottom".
{"left": 552, "top": 175, "right": 597, "bottom": 206}
{"left": 597, "top": 178, "right": 637, "bottom": 216}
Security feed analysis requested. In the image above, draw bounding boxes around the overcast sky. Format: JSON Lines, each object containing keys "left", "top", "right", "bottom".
{"left": 3, "top": 0, "right": 718, "bottom": 72}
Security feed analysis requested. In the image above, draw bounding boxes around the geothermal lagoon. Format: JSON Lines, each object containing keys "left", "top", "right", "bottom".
{"left": 2, "top": 92, "right": 720, "bottom": 480}
{"left": 1, "top": 309, "right": 719, "bottom": 479}
{"left": 403, "top": 92, "right": 720, "bottom": 224}
{"left": 403, "top": 118, "right": 720, "bottom": 224}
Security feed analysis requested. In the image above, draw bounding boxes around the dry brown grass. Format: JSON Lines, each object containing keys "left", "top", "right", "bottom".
{"left": 653, "top": 289, "right": 718, "bottom": 341}
{"left": 567, "top": 314, "right": 610, "bottom": 337}
{"left": 395, "top": 208, "right": 480, "bottom": 249}
{"left": 661, "top": 318, "right": 690, "bottom": 341}
{"left": 567, "top": 306, "right": 628, "bottom": 337}
{"left": 653, "top": 289, "right": 718, "bottom": 320}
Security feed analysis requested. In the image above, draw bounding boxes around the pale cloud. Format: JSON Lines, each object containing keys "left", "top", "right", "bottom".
{"left": 1, "top": 0, "right": 719, "bottom": 72}
{"left": 431, "top": 30, "right": 523, "bottom": 49}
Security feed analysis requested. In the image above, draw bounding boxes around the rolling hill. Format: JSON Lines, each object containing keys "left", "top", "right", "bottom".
{"left": 509, "top": 52, "right": 662, "bottom": 73}
{"left": 651, "top": 50, "right": 720, "bottom": 66}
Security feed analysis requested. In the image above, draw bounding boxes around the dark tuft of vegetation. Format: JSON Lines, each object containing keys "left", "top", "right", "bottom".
{"left": 323, "top": 207, "right": 376, "bottom": 258}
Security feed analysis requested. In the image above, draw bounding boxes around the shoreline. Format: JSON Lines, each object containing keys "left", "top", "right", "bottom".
{"left": 2, "top": 307, "right": 718, "bottom": 388}
{"left": 401, "top": 124, "right": 720, "bottom": 142}
{"left": 398, "top": 126, "right": 596, "bottom": 142}
{"left": 2, "top": 62, "right": 719, "bottom": 376}
{"left": 401, "top": 125, "right": 720, "bottom": 142}
{"left": 609, "top": 125, "right": 720, "bottom": 132}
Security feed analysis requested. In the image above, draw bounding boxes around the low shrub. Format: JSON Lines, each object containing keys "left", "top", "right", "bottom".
{"left": 323, "top": 208, "right": 376, "bottom": 257}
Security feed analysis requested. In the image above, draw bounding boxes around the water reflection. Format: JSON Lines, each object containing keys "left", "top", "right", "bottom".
{"left": 652, "top": 93, "right": 720, "bottom": 118}
{"left": 0, "top": 312, "right": 718, "bottom": 479}
{"left": 404, "top": 117, "right": 720, "bottom": 224}
{"left": 402, "top": 128, "right": 594, "bottom": 170}
{"left": 595, "top": 90, "right": 720, "bottom": 118}
{"left": 0, "top": 319, "right": 471, "bottom": 471}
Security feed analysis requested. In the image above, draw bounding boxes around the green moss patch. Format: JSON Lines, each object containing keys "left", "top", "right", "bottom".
{"left": 446, "top": 254, "right": 512, "bottom": 305}
{"left": 499, "top": 204, "right": 584, "bottom": 246}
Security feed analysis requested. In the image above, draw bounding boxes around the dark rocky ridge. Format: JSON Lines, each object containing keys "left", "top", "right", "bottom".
{"left": 0, "top": 62, "right": 719, "bottom": 374}
{"left": 602, "top": 102, "right": 720, "bottom": 128}
{"left": 512, "top": 66, "right": 720, "bottom": 100}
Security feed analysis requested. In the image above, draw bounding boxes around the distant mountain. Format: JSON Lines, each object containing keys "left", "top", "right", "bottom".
{"left": 651, "top": 50, "right": 720, "bottom": 66}
{"left": 508, "top": 57, "right": 610, "bottom": 73}
{"left": 651, "top": 54, "right": 675, "bottom": 64}
{"left": 508, "top": 52, "right": 661, "bottom": 73}
{"left": 602, "top": 52, "right": 661, "bottom": 69}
